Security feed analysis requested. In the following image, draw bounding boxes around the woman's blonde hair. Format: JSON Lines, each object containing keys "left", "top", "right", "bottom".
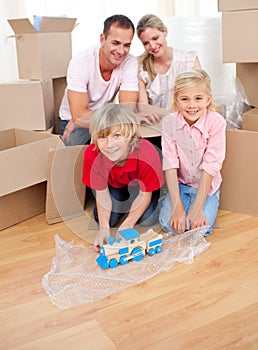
{"left": 137, "top": 14, "right": 167, "bottom": 82}
{"left": 172, "top": 69, "right": 216, "bottom": 111}
{"left": 90, "top": 103, "right": 141, "bottom": 152}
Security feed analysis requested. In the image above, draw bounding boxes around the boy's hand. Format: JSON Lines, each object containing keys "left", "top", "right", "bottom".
{"left": 94, "top": 227, "right": 110, "bottom": 253}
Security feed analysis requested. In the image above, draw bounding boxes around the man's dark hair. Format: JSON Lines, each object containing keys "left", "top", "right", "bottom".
{"left": 103, "top": 14, "right": 135, "bottom": 37}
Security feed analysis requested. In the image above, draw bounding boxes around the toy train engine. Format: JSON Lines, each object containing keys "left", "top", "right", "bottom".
{"left": 96, "top": 228, "right": 163, "bottom": 269}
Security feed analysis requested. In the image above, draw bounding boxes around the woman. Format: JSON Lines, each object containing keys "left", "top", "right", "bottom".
{"left": 137, "top": 14, "right": 201, "bottom": 112}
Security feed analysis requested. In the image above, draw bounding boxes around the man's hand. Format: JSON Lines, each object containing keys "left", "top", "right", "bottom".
{"left": 94, "top": 227, "right": 110, "bottom": 253}
{"left": 62, "top": 120, "right": 77, "bottom": 145}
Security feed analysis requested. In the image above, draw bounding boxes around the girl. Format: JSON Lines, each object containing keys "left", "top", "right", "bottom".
{"left": 159, "top": 69, "right": 226, "bottom": 236}
{"left": 82, "top": 103, "right": 164, "bottom": 251}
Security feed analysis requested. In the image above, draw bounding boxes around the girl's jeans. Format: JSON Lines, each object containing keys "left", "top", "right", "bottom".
{"left": 159, "top": 183, "right": 220, "bottom": 236}
{"left": 93, "top": 185, "right": 160, "bottom": 228}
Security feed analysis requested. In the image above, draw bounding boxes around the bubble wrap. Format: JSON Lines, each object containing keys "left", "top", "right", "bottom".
{"left": 42, "top": 226, "right": 211, "bottom": 309}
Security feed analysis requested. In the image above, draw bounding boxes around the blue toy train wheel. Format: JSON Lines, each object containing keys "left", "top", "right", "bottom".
{"left": 109, "top": 258, "right": 119, "bottom": 268}
{"left": 120, "top": 255, "right": 128, "bottom": 265}
{"left": 131, "top": 247, "right": 144, "bottom": 261}
{"left": 148, "top": 248, "right": 155, "bottom": 256}
{"left": 155, "top": 245, "right": 162, "bottom": 253}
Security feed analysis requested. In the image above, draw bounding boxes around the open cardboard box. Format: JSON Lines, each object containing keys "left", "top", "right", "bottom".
{"left": 8, "top": 17, "right": 77, "bottom": 80}
{"left": 0, "top": 129, "right": 63, "bottom": 230}
{"left": 0, "top": 80, "right": 54, "bottom": 131}
{"left": 220, "top": 111, "right": 258, "bottom": 216}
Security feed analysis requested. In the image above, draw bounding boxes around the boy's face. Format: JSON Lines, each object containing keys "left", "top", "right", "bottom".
{"left": 176, "top": 83, "right": 212, "bottom": 126}
{"left": 97, "top": 126, "right": 129, "bottom": 164}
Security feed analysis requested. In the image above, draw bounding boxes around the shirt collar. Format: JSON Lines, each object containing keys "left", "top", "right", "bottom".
{"left": 176, "top": 110, "right": 209, "bottom": 135}
{"left": 100, "top": 149, "right": 138, "bottom": 172}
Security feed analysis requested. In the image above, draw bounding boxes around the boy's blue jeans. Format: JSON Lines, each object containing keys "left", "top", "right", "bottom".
{"left": 93, "top": 185, "right": 160, "bottom": 228}
{"left": 159, "top": 183, "right": 220, "bottom": 236}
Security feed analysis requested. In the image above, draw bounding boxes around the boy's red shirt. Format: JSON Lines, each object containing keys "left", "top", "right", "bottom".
{"left": 82, "top": 138, "right": 164, "bottom": 192}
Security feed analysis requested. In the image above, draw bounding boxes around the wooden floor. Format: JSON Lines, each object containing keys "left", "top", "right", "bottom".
{"left": 0, "top": 209, "right": 258, "bottom": 350}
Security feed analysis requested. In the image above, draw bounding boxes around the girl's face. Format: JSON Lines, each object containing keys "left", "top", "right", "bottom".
{"left": 176, "top": 83, "right": 212, "bottom": 126}
{"left": 97, "top": 126, "right": 129, "bottom": 164}
{"left": 139, "top": 27, "right": 168, "bottom": 58}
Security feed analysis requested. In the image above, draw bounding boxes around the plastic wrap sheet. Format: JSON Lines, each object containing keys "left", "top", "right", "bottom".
{"left": 42, "top": 226, "right": 211, "bottom": 309}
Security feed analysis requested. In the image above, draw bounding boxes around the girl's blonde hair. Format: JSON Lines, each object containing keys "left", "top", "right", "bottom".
{"left": 90, "top": 103, "right": 141, "bottom": 152}
{"left": 137, "top": 14, "right": 167, "bottom": 82}
{"left": 172, "top": 69, "right": 216, "bottom": 111}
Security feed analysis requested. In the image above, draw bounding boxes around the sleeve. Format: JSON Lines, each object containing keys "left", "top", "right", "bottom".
{"left": 200, "top": 113, "right": 227, "bottom": 176}
{"left": 137, "top": 140, "right": 164, "bottom": 192}
{"left": 82, "top": 145, "right": 108, "bottom": 190}
{"left": 67, "top": 54, "right": 90, "bottom": 93}
{"left": 161, "top": 115, "right": 180, "bottom": 170}
{"left": 119, "top": 55, "right": 139, "bottom": 92}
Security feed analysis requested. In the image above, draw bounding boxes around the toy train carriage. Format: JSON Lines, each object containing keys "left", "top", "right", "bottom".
{"left": 96, "top": 228, "right": 163, "bottom": 269}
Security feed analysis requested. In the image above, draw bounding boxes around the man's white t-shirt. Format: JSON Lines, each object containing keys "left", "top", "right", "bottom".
{"left": 59, "top": 45, "right": 139, "bottom": 121}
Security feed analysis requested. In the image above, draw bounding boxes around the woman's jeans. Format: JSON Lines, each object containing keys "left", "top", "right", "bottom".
{"left": 93, "top": 185, "right": 160, "bottom": 228}
{"left": 159, "top": 183, "right": 220, "bottom": 236}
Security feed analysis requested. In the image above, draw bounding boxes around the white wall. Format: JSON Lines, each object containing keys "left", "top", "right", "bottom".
{"left": 1, "top": 0, "right": 223, "bottom": 83}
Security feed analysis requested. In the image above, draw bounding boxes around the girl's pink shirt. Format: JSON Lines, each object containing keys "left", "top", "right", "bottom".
{"left": 162, "top": 110, "right": 226, "bottom": 195}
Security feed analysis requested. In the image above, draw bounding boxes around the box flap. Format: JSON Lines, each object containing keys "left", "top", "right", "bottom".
{"left": 39, "top": 17, "right": 77, "bottom": 32}
{"left": 7, "top": 18, "right": 36, "bottom": 34}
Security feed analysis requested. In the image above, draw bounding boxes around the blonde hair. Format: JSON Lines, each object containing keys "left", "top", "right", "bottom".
{"left": 172, "top": 69, "right": 216, "bottom": 111}
{"left": 90, "top": 103, "right": 141, "bottom": 152}
{"left": 137, "top": 14, "right": 167, "bottom": 81}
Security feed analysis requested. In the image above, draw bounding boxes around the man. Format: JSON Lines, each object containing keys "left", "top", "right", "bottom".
{"left": 59, "top": 14, "right": 139, "bottom": 145}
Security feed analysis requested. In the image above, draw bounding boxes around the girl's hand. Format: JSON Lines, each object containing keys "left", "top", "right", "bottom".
{"left": 186, "top": 207, "right": 208, "bottom": 230}
{"left": 170, "top": 205, "right": 187, "bottom": 233}
{"left": 94, "top": 227, "right": 110, "bottom": 253}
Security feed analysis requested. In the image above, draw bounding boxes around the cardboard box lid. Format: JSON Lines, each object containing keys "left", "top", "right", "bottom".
{"left": 8, "top": 17, "right": 76, "bottom": 34}
{"left": 0, "top": 129, "right": 63, "bottom": 196}
{"left": 218, "top": 0, "right": 258, "bottom": 11}
{"left": 45, "top": 145, "right": 86, "bottom": 224}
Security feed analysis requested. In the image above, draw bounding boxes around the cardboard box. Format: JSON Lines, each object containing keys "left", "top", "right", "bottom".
{"left": 236, "top": 63, "right": 258, "bottom": 107}
{"left": 222, "top": 10, "right": 258, "bottom": 62}
{"left": 8, "top": 17, "right": 76, "bottom": 80}
{"left": 45, "top": 145, "right": 86, "bottom": 224}
{"left": 53, "top": 77, "right": 67, "bottom": 135}
{"left": 242, "top": 108, "right": 258, "bottom": 131}
{"left": 220, "top": 128, "right": 258, "bottom": 216}
{"left": 0, "top": 129, "right": 63, "bottom": 230}
{"left": 218, "top": 0, "right": 258, "bottom": 11}
{"left": 0, "top": 80, "right": 54, "bottom": 131}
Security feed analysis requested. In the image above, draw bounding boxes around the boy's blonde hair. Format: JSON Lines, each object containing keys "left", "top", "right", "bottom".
{"left": 90, "top": 103, "right": 141, "bottom": 152}
{"left": 137, "top": 14, "right": 167, "bottom": 82}
{"left": 172, "top": 69, "right": 216, "bottom": 111}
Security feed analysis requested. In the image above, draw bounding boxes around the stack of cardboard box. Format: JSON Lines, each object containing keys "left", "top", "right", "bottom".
{"left": 218, "top": 0, "right": 258, "bottom": 216}
{"left": 0, "top": 17, "right": 77, "bottom": 230}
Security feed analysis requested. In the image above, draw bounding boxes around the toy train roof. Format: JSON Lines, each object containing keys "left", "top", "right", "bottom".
{"left": 118, "top": 228, "right": 140, "bottom": 241}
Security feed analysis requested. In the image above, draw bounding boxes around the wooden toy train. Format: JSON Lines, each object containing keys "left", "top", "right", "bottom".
{"left": 96, "top": 227, "right": 163, "bottom": 269}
